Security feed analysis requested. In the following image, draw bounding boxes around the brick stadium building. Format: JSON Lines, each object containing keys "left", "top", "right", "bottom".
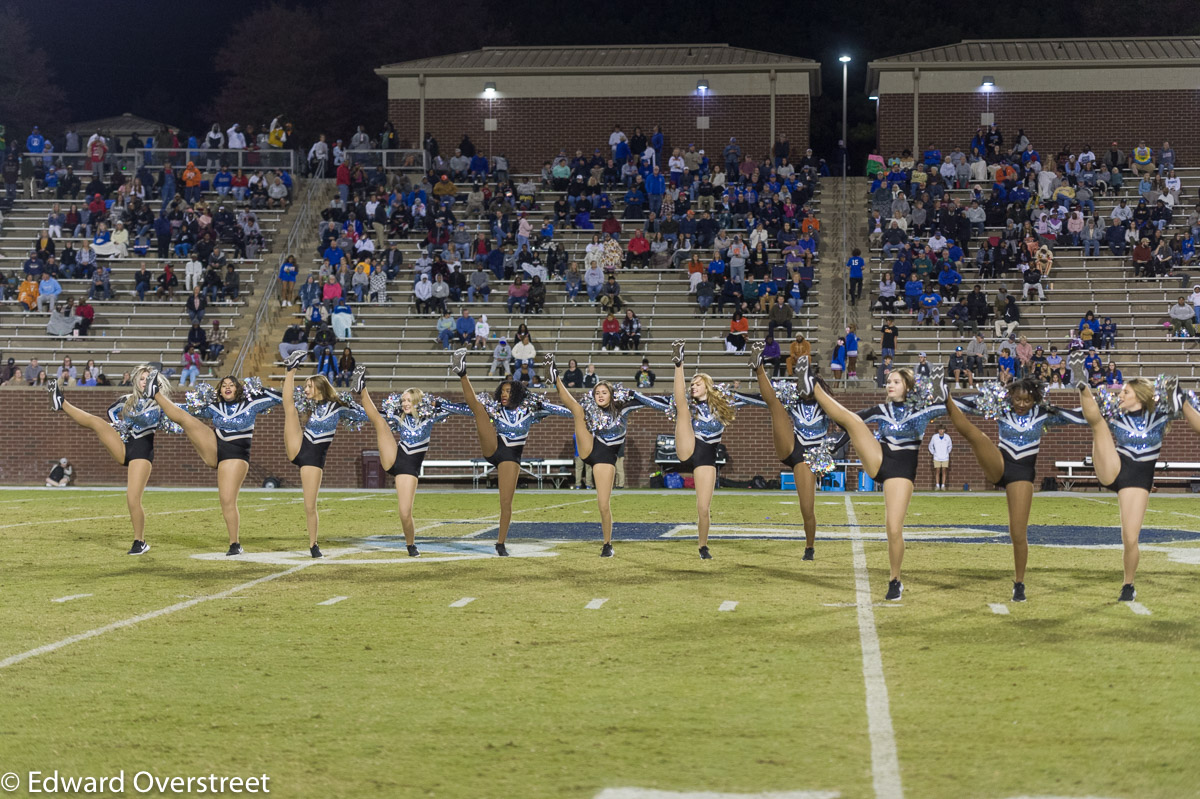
{"left": 867, "top": 37, "right": 1200, "bottom": 160}
{"left": 377, "top": 44, "right": 820, "bottom": 171}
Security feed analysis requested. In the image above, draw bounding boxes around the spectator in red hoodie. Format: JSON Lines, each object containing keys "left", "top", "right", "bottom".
{"left": 336, "top": 161, "right": 351, "bottom": 204}
{"left": 627, "top": 230, "right": 650, "bottom": 268}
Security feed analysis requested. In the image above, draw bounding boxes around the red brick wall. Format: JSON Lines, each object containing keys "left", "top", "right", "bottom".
{"left": 877, "top": 90, "right": 1200, "bottom": 162}
{"left": 8, "top": 389, "right": 1200, "bottom": 491}
{"left": 388, "top": 95, "right": 810, "bottom": 173}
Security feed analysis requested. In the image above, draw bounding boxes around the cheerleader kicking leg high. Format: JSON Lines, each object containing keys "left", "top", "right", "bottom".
{"left": 356, "top": 368, "right": 422, "bottom": 558}
{"left": 48, "top": 366, "right": 166, "bottom": 554}
{"left": 548, "top": 354, "right": 617, "bottom": 557}
{"left": 750, "top": 342, "right": 817, "bottom": 559}
{"left": 453, "top": 348, "right": 519, "bottom": 557}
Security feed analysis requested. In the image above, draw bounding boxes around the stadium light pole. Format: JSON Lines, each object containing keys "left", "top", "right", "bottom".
{"left": 840, "top": 55, "right": 851, "bottom": 334}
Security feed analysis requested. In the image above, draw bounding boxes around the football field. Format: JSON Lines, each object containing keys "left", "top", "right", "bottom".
{"left": 1, "top": 487, "right": 1198, "bottom": 799}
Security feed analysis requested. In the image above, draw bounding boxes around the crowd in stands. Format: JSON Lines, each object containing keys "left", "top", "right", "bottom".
{"left": 288, "top": 123, "right": 826, "bottom": 381}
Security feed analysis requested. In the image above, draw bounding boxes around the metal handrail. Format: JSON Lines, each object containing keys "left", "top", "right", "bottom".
{"left": 232, "top": 178, "right": 327, "bottom": 377}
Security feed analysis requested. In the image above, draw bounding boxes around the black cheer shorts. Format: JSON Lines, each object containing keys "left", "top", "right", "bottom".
{"left": 291, "top": 438, "right": 331, "bottom": 470}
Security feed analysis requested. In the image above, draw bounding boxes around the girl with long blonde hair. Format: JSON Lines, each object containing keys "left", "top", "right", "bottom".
{"left": 638, "top": 342, "right": 742, "bottom": 559}
{"left": 354, "top": 369, "right": 470, "bottom": 556}
{"left": 48, "top": 365, "right": 174, "bottom": 554}
{"left": 800, "top": 358, "right": 947, "bottom": 600}
{"left": 1077, "top": 372, "right": 1183, "bottom": 601}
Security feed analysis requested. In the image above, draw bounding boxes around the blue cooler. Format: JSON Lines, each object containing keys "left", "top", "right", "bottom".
{"left": 820, "top": 472, "right": 846, "bottom": 491}
{"left": 780, "top": 472, "right": 795, "bottom": 490}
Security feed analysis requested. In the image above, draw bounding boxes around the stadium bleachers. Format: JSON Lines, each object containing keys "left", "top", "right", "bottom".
{"left": 267, "top": 174, "right": 825, "bottom": 391}
{"left": 0, "top": 191, "right": 291, "bottom": 381}
{"left": 864, "top": 166, "right": 1200, "bottom": 384}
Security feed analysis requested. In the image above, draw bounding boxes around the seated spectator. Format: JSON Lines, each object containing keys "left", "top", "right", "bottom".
{"left": 279, "top": 324, "right": 308, "bottom": 362}
{"left": 725, "top": 310, "right": 749, "bottom": 352}
{"left": 1098, "top": 317, "right": 1118, "bottom": 350}
{"left": 45, "top": 298, "right": 78, "bottom": 337}
{"left": 918, "top": 284, "right": 942, "bottom": 325}
{"left": 414, "top": 274, "right": 434, "bottom": 314}
{"left": 600, "top": 311, "right": 621, "bottom": 351}
{"left": 334, "top": 347, "right": 356, "bottom": 388}
{"left": 1169, "top": 296, "right": 1197, "bottom": 337}
{"left": 185, "top": 285, "right": 207, "bottom": 324}
{"left": 1022, "top": 266, "right": 1045, "bottom": 302}
{"left": 488, "top": 337, "right": 513, "bottom": 377}
{"left": 436, "top": 310, "right": 455, "bottom": 349}
{"left": 156, "top": 264, "right": 178, "bottom": 301}
{"left": 786, "top": 333, "right": 811, "bottom": 375}
{"left": 527, "top": 275, "right": 547, "bottom": 314}
{"left": 633, "top": 358, "right": 656, "bottom": 388}
{"left": 996, "top": 347, "right": 1016, "bottom": 385}
{"left": 506, "top": 274, "right": 529, "bottom": 313}
{"left": 599, "top": 275, "right": 624, "bottom": 312}
{"left": 180, "top": 345, "right": 201, "bottom": 387}
{"left": 762, "top": 334, "right": 784, "bottom": 377}
{"left": 512, "top": 333, "right": 537, "bottom": 384}
{"left": 562, "top": 359, "right": 584, "bottom": 388}
{"left": 695, "top": 273, "right": 715, "bottom": 314}
{"left": 469, "top": 264, "right": 491, "bottom": 303}
{"left": 187, "top": 322, "right": 210, "bottom": 359}
{"left": 37, "top": 272, "right": 62, "bottom": 312}
{"left": 1131, "top": 238, "right": 1152, "bottom": 277}
{"left": 626, "top": 230, "right": 650, "bottom": 268}
{"left": 965, "top": 333, "right": 987, "bottom": 376}
{"left": 455, "top": 309, "right": 476, "bottom": 346}
{"left": 331, "top": 299, "right": 354, "bottom": 340}
{"left": 947, "top": 346, "right": 973, "bottom": 388}
{"left": 46, "top": 457, "right": 74, "bottom": 487}
{"left": 620, "top": 309, "right": 642, "bottom": 351}
{"left": 207, "top": 320, "right": 227, "bottom": 362}
{"left": 767, "top": 295, "right": 793, "bottom": 339}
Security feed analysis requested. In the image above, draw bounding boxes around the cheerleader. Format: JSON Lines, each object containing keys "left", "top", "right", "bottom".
{"left": 637, "top": 341, "right": 741, "bottom": 559}
{"left": 47, "top": 365, "right": 174, "bottom": 554}
{"left": 799, "top": 356, "right": 946, "bottom": 599}
{"left": 943, "top": 377, "right": 1085, "bottom": 601}
{"left": 545, "top": 353, "right": 648, "bottom": 557}
{"left": 1180, "top": 389, "right": 1200, "bottom": 435}
{"left": 737, "top": 342, "right": 837, "bottom": 560}
{"left": 1076, "top": 372, "right": 1182, "bottom": 601}
{"left": 451, "top": 348, "right": 571, "bottom": 556}
{"left": 145, "top": 373, "right": 282, "bottom": 555}
{"left": 354, "top": 367, "right": 470, "bottom": 557}
{"left": 282, "top": 350, "right": 367, "bottom": 558}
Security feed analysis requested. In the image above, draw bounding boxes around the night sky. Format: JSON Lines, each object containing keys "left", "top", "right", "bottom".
{"left": 7, "top": 0, "right": 1197, "bottom": 159}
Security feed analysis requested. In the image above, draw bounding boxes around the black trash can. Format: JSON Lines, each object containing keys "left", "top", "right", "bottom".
{"left": 361, "top": 449, "right": 383, "bottom": 489}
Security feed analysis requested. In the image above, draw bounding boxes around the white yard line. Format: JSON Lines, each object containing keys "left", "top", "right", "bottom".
{"left": 585, "top": 598, "right": 609, "bottom": 610}
{"left": 51, "top": 594, "right": 93, "bottom": 603}
{"left": 0, "top": 562, "right": 318, "bottom": 670}
{"left": 0, "top": 506, "right": 218, "bottom": 531}
{"left": 1126, "top": 601, "right": 1152, "bottom": 616}
{"left": 845, "top": 495, "right": 904, "bottom": 799}
{"left": 988, "top": 603, "right": 1010, "bottom": 615}
{"left": 317, "top": 596, "right": 349, "bottom": 606}
{"left": 448, "top": 597, "right": 476, "bottom": 608}
{"left": 717, "top": 600, "right": 738, "bottom": 612}
{"left": 1072, "top": 493, "right": 1200, "bottom": 522}
{"left": 512, "top": 497, "right": 596, "bottom": 515}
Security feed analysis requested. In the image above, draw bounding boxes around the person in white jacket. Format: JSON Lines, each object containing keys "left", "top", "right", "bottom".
{"left": 928, "top": 425, "right": 953, "bottom": 490}
{"left": 184, "top": 253, "right": 205, "bottom": 292}
{"left": 226, "top": 124, "right": 246, "bottom": 150}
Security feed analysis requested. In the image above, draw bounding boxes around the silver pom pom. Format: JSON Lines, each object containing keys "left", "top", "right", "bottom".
{"left": 110, "top": 419, "right": 132, "bottom": 441}
{"left": 381, "top": 392, "right": 405, "bottom": 418}
{"left": 477, "top": 391, "right": 503, "bottom": 420}
{"left": 1188, "top": 390, "right": 1199, "bottom": 412}
{"left": 414, "top": 394, "right": 439, "bottom": 423}
{"left": 158, "top": 417, "right": 183, "bottom": 435}
{"left": 1152, "top": 374, "right": 1173, "bottom": 409}
{"left": 1097, "top": 387, "right": 1122, "bottom": 420}
{"left": 664, "top": 395, "right": 678, "bottom": 422}
{"left": 972, "top": 381, "right": 1009, "bottom": 420}
{"left": 242, "top": 376, "right": 265, "bottom": 397}
{"left": 904, "top": 373, "right": 936, "bottom": 414}
{"left": 184, "top": 383, "right": 216, "bottom": 415}
{"left": 582, "top": 382, "right": 632, "bottom": 432}
{"left": 771, "top": 379, "right": 799, "bottom": 407}
{"left": 293, "top": 386, "right": 315, "bottom": 414}
{"left": 804, "top": 442, "right": 836, "bottom": 476}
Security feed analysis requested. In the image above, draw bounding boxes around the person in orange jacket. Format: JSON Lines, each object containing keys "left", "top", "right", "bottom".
{"left": 18, "top": 276, "right": 39, "bottom": 311}
{"left": 181, "top": 161, "right": 203, "bottom": 204}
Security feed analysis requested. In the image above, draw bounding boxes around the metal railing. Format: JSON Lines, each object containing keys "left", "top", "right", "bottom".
{"left": 308, "top": 148, "right": 427, "bottom": 177}
{"left": 232, "top": 178, "right": 327, "bottom": 377}
{"left": 17, "top": 148, "right": 297, "bottom": 177}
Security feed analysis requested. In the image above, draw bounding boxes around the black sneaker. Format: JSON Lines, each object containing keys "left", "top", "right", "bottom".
{"left": 310, "top": 544, "right": 323, "bottom": 559}
{"left": 930, "top": 366, "right": 948, "bottom": 404}
{"left": 284, "top": 350, "right": 307, "bottom": 371}
{"left": 48, "top": 378, "right": 64, "bottom": 411}
{"left": 1012, "top": 581, "right": 1026, "bottom": 602}
{"left": 600, "top": 542, "right": 614, "bottom": 558}
{"left": 1163, "top": 375, "right": 1183, "bottom": 415}
{"left": 352, "top": 365, "right": 367, "bottom": 394}
{"left": 749, "top": 340, "right": 765, "bottom": 372}
{"left": 451, "top": 348, "right": 469, "bottom": 376}
{"left": 128, "top": 539, "right": 149, "bottom": 555}
{"left": 884, "top": 579, "right": 903, "bottom": 601}
{"left": 1118, "top": 583, "right": 1136, "bottom": 602}
{"left": 495, "top": 542, "right": 509, "bottom": 557}
{"left": 145, "top": 370, "right": 162, "bottom": 398}
{"left": 226, "top": 542, "right": 243, "bottom": 556}
{"left": 698, "top": 545, "right": 712, "bottom": 560}
{"left": 406, "top": 544, "right": 420, "bottom": 557}
{"left": 802, "top": 547, "right": 815, "bottom": 561}
{"left": 544, "top": 353, "right": 559, "bottom": 385}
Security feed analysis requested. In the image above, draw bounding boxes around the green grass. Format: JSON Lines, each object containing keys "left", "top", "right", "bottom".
{"left": 1, "top": 488, "right": 1198, "bottom": 799}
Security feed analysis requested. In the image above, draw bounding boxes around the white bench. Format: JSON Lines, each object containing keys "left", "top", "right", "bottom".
{"left": 421, "top": 458, "right": 575, "bottom": 489}
{"left": 1054, "top": 460, "right": 1200, "bottom": 491}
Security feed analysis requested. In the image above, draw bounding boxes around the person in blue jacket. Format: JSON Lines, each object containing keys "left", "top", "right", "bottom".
{"left": 846, "top": 247, "right": 865, "bottom": 305}
{"left": 937, "top": 262, "right": 963, "bottom": 301}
